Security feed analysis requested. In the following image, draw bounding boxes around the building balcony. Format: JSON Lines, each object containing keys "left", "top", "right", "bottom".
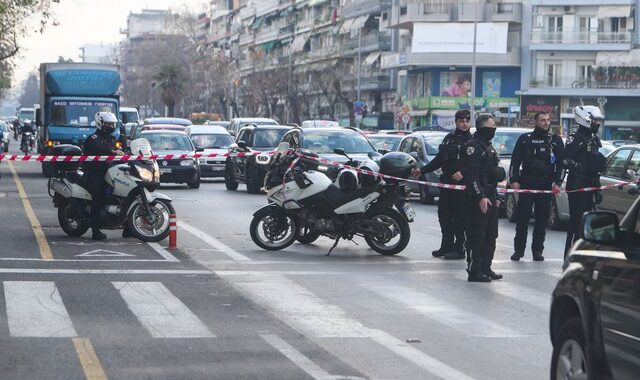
{"left": 340, "top": 71, "right": 392, "bottom": 91}
{"left": 342, "top": 0, "right": 392, "bottom": 19}
{"left": 255, "top": 0, "right": 279, "bottom": 17}
{"left": 530, "top": 76, "right": 640, "bottom": 90}
{"left": 342, "top": 33, "right": 392, "bottom": 55}
{"left": 530, "top": 31, "right": 631, "bottom": 51}
{"left": 254, "top": 27, "right": 280, "bottom": 44}
{"left": 238, "top": 5, "right": 256, "bottom": 21}
{"left": 381, "top": 46, "right": 520, "bottom": 69}
{"left": 386, "top": 2, "right": 453, "bottom": 29}
{"left": 239, "top": 33, "right": 255, "bottom": 46}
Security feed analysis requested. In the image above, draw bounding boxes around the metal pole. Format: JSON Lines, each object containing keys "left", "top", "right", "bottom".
{"left": 357, "top": 28, "right": 362, "bottom": 102}
{"left": 470, "top": 1, "right": 478, "bottom": 124}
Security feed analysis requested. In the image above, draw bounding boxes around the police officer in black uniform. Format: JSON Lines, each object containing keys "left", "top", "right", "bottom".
{"left": 83, "top": 112, "right": 122, "bottom": 241}
{"left": 563, "top": 105, "right": 607, "bottom": 255}
{"left": 509, "top": 111, "right": 564, "bottom": 262}
{"left": 462, "top": 114, "right": 505, "bottom": 282}
{"left": 413, "top": 109, "right": 472, "bottom": 259}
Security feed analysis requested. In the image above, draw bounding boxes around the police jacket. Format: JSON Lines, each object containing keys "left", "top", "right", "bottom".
{"left": 563, "top": 126, "right": 606, "bottom": 190}
{"left": 509, "top": 127, "right": 565, "bottom": 186}
{"left": 83, "top": 132, "right": 117, "bottom": 174}
{"left": 420, "top": 128, "right": 471, "bottom": 184}
{"left": 462, "top": 132, "right": 505, "bottom": 201}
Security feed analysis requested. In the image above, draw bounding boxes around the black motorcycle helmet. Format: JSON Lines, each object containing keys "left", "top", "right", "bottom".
{"left": 379, "top": 152, "right": 416, "bottom": 178}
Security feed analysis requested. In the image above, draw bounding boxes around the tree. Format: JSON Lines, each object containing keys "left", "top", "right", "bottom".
{"left": 18, "top": 71, "right": 39, "bottom": 108}
{"left": 0, "top": 0, "right": 60, "bottom": 91}
{"left": 154, "top": 64, "right": 186, "bottom": 117}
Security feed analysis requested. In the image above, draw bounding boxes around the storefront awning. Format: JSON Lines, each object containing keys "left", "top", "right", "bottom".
{"left": 363, "top": 52, "right": 380, "bottom": 66}
{"left": 260, "top": 41, "right": 277, "bottom": 51}
{"left": 251, "top": 17, "right": 264, "bottom": 30}
{"left": 350, "top": 15, "right": 370, "bottom": 31}
{"left": 597, "top": 5, "right": 631, "bottom": 18}
{"left": 290, "top": 34, "right": 309, "bottom": 53}
{"left": 596, "top": 49, "right": 640, "bottom": 67}
{"left": 339, "top": 18, "right": 355, "bottom": 34}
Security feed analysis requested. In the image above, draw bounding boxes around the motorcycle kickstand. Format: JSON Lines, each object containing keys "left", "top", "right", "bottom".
{"left": 326, "top": 237, "right": 341, "bottom": 256}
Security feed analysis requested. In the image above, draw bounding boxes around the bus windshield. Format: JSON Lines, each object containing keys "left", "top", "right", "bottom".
{"left": 50, "top": 100, "right": 116, "bottom": 126}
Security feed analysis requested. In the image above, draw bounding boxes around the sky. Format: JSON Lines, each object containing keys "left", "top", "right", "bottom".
{"left": 12, "top": 0, "right": 208, "bottom": 90}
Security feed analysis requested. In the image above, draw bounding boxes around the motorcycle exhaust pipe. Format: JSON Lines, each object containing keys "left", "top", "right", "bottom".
{"left": 49, "top": 178, "right": 72, "bottom": 198}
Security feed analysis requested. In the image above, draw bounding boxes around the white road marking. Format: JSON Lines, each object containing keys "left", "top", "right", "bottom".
{"left": 488, "top": 281, "right": 552, "bottom": 310}
{"left": 178, "top": 221, "right": 251, "bottom": 261}
{"left": 260, "top": 333, "right": 339, "bottom": 380}
{"left": 364, "top": 282, "right": 523, "bottom": 338}
{"left": 113, "top": 282, "right": 215, "bottom": 338}
{"left": 147, "top": 242, "right": 180, "bottom": 262}
{"left": 0, "top": 269, "right": 211, "bottom": 275}
{"left": 496, "top": 242, "right": 513, "bottom": 249}
{"left": 220, "top": 272, "right": 475, "bottom": 380}
{"left": 0, "top": 258, "right": 172, "bottom": 262}
{"left": 4, "top": 281, "right": 77, "bottom": 337}
{"left": 76, "top": 249, "right": 136, "bottom": 257}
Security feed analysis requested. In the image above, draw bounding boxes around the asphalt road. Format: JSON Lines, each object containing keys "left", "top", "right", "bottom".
{"left": 0, "top": 149, "right": 567, "bottom": 379}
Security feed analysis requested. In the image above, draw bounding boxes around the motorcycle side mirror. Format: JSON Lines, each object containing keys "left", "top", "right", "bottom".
{"left": 333, "top": 148, "right": 346, "bottom": 156}
{"left": 378, "top": 148, "right": 390, "bottom": 155}
{"left": 237, "top": 141, "right": 247, "bottom": 149}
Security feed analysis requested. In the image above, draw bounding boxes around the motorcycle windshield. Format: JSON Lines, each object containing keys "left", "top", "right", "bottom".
{"left": 130, "top": 138, "right": 153, "bottom": 156}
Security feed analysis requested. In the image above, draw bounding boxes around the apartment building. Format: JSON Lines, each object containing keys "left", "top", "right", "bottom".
{"left": 381, "top": 0, "right": 523, "bottom": 130}
{"left": 519, "top": 0, "right": 640, "bottom": 140}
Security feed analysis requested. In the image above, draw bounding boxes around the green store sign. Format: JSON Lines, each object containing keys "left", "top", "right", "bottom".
{"left": 406, "top": 96, "right": 519, "bottom": 110}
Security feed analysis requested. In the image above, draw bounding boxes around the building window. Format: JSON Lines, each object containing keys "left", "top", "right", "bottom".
{"left": 497, "top": 3, "right": 513, "bottom": 13}
{"left": 400, "top": 6, "right": 407, "bottom": 16}
{"left": 382, "top": 12, "right": 388, "bottom": 21}
{"left": 545, "top": 62, "right": 562, "bottom": 87}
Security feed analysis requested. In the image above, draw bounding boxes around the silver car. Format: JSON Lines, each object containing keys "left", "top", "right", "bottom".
{"left": 597, "top": 144, "right": 640, "bottom": 218}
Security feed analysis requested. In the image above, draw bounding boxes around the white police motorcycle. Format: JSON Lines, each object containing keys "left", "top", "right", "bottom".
{"left": 48, "top": 139, "right": 174, "bottom": 242}
{"left": 250, "top": 143, "right": 416, "bottom": 255}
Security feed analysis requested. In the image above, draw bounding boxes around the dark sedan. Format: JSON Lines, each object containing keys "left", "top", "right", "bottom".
{"left": 141, "top": 130, "right": 202, "bottom": 188}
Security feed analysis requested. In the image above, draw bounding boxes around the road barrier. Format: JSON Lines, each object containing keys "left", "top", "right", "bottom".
{"left": 168, "top": 213, "right": 177, "bottom": 250}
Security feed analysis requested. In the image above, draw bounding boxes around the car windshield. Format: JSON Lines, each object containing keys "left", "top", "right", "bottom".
{"left": 144, "top": 134, "right": 193, "bottom": 151}
{"left": 191, "top": 133, "right": 234, "bottom": 149}
{"left": 493, "top": 130, "right": 522, "bottom": 156}
{"left": 120, "top": 111, "right": 139, "bottom": 124}
{"left": 368, "top": 136, "right": 402, "bottom": 151}
{"left": 253, "top": 129, "right": 289, "bottom": 148}
{"left": 421, "top": 134, "right": 447, "bottom": 155}
{"left": 302, "top": 129, "right": 375, "bottom": 154}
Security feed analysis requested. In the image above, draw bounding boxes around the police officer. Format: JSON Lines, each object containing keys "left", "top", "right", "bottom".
{"left": 509, "top": 111, "right": 564, "bottom": 262}
{"left": 462, "top": 114, "right": 505, "bottom": 282}
{"left": 83, "top": 112, "right": 122, "bottom": 241}
{"left": 563, "top": 106, "right": 607, "bottom": 255}
{"left": 413, "top": 109, "right": 472, "bottom": 259}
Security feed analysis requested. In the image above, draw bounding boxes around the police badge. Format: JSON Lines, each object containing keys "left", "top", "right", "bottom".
{"left": 466, "top": 146, "right": 475, "bottom": 155}
{"left": 566, "top": 136, "right": 574, "bottom": 144}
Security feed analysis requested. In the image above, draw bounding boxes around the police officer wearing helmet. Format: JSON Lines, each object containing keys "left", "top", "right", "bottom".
{"left": 83, "top": 112, "right": 122, "bottom": 241}
{"left": 413, "top": 109, "right": 472, "bottom": 260}
{"left": 509, "top": 111, "right": 565, "bottom": 262}
{"left": 563, "top": 105, "right": 607, "bottom": 255}
{"left": 462, "top": 114, "right": 505, "bottom": 282}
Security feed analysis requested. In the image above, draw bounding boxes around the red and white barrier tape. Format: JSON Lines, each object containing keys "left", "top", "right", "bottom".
{"left": 0, "top": 151, "right": 272, "bottom": 162}
{"left": 295, "top": 153, "right": 638, "bottom": 195}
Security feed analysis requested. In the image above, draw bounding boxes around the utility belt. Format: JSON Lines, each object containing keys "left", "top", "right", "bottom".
{"left": 518, "top": 173, "right": 554, "bottom": 185}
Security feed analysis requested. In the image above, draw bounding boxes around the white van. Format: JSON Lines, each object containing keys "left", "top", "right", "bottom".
{"left": 119, "top": 107, "right": 141, "bottom": 137}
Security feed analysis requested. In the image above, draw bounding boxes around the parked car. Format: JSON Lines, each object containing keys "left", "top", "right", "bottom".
{"left": 398, "top": 131, "right": 448, "bottom": 204}
{"left": 600, "top": 140, "right": 616, "bottom": 156}
{"left": 597, "top": 144, "right": 640, "bottom": 218}
{"left": 550, "top": 194, "right": 640, "bottom": 380}
{"left": 131, "top": 124, "right": 189, "bottom": 140}
{"left": 367, "top": 134, "right": 404, "bottom": 153}
{"left": 119, "top": 107, "right": 140, "bottom": 138}
{"left": 204, "top": 120, "right": 230, "bottom": 129}
{"left": 279, "top": 125, "right": 381, "bottom": 180}
{"left": 225, "top": 124, "right": 291, "bottom": 193}
{"left": 299, "top": 120, "right": 340, "bottom": 129}
{"left": 188, "top": 125, "right": 234, "bottom": 178}
{"left": 141, "top": 130, "right": 202, "bottom": 188}
{"left": 143, "top": 117, "right": 193, "bottom": 127}
{"left": 227, "top": 117, "right": 278, "bottom": 137}
{"left": 610, "top": 139, "right": 637, "bottom": 147}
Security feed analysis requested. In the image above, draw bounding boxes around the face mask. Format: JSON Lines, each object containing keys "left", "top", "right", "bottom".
{"left": 477, "top": 127, "right": 496, "bottom": 140}
{"left": 590, "top": 123, "right": 600, "bottom": 134}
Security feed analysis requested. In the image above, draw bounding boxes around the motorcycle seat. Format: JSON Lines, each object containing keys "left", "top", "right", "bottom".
{"left": 65, "top": 171, "right": 87, "bottom": 188}
{"left": 323, "top": 184, "right": 379, "bottom": 207}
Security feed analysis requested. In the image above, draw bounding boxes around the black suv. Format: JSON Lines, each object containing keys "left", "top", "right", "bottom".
{"left": 225, "top": 124, "right": 291, "bottom": 193}
{"left": 550, "top": 192, "right": 640, "bottom": 379}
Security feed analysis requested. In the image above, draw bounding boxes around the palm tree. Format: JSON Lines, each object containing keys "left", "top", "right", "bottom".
{"left": 153, "top": 64, "right": 186, "bottom": 117}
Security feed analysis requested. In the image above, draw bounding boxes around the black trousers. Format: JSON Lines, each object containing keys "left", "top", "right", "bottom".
{"left": 466, "top": 198, "right": 499, "bottom": 275}
{"left": 513, "top": 182, "right": 552, "bottom": 254}
{"left": 86, "top": 172, "right": 107, "bottom": 232}
{"left": 564, "top": 191, "right": 595, "bottom": 256}
{"left": 437, "top": 187, "right": 467, "bottom": 252}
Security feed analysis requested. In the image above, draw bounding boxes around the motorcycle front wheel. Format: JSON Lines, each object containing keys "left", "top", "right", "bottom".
{"left": 250, "top": 209, "right": 299, "bottom": 250}
{"left": 364, "top": 207, "right": 411, "bottom": 256}
{"left": 58, "top": 200, "right": 90, "bottom": 237}
{"left": 128, "top": 199, "right": 173, "bottom": 242}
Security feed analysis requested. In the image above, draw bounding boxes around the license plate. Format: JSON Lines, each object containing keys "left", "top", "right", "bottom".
{"left": 211, "top": 164, "right": 225, "bottom": 169}
{"left": 159, "top": 168, "right": 172, "bottom": 174}
{"left": 402, "top": 202, "right": 416, "bottom": 221}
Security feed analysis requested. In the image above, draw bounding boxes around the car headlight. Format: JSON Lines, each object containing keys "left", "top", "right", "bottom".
{"left": 256, "top": 154, "right": 270, "bottom": 165}
{"left": 137, "top": 166, "right": 154, "bottom": 182}
{"left": 180, "top": 159, "right": 195, "bottom": 166}
{"left": 317, "top": 165, "right": 329, "bottom": 172}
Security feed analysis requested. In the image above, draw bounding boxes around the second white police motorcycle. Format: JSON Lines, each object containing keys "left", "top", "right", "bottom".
{"left": 48, "top": 138, "right": 174, "bottom": 242}
{"left": 250, "top": 143, "right": 417, "bottom": 255}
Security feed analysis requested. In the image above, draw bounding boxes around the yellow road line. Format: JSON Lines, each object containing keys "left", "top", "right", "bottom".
{"left": 73, "top": 338, "right": 108, "bottom": 380}
{"left": 8, "top": 162, "right": 53, "bottom": 260}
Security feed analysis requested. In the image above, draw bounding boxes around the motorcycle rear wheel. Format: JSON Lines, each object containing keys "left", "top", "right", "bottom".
{"left": 364, "top": 208, "right": 410, "bottom": 256}
{"left": 250, "top": 209, "right": 299, "bottom": 250}
{"left": 128, "top": 199, "right": 173, "bottom": 242}
{"left": 58, "top": 200, "right": 90, "bottom": 237}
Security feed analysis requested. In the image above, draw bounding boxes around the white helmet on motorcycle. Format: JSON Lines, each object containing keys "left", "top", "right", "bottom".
{"left": 95, "top": 112, "right": 118, "bottom": 134}
{"left": 574, "top": 105, "right": 604, "bottom": 130}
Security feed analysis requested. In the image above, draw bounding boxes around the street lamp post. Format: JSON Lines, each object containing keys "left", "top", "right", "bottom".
{"left": 470, "top": 1, "right": 478, "bottom": 124}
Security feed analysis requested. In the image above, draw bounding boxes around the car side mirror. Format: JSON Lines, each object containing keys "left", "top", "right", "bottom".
{"left": 334, "top": 148, "right": 346, "bottom": 156}
{"left": 237, "top": 140, "right": 247, "bottom": 149}
{"left": 378, "top": 148, "right": 390, "bottom": 155}
{"left": 581, "top": 211, "right": 619, "bottom": 245}
{"left": 195, "top": 147, "right": 204, "bottom": 153}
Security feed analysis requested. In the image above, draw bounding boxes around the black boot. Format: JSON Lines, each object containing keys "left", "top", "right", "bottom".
{"left": 510, "top": 251, "right": 524, "bottom": 261}
{"left": 468, "top": 272, "right": 492, "bottom": 282}
{"left": 484, "top": 270, "right": 503, "bottom": 280}
{"left": 92, "top": 230, "right": 107, "bottom": 241}
{"left": 533, "top": 252, "right": 545, "bottom": 262}
{"left": 432, "top": 248, "right": 450, "bottom": 258}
